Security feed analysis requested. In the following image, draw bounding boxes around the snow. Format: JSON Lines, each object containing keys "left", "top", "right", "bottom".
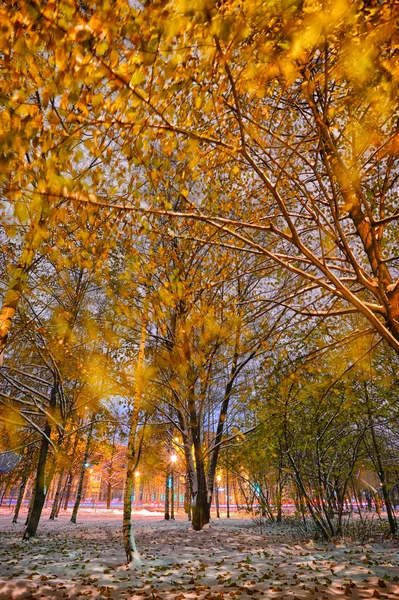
{"left": 0, "top": 507, "right": 398, "bottom": 599}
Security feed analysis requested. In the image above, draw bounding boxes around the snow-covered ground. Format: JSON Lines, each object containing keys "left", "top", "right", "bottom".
{"left": 0, "top": 507, "right": 398, "bottom": 599}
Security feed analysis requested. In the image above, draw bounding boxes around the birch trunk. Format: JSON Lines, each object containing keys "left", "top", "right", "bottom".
{"left": 123, "top": 314, "right": 147, "bottom": 564}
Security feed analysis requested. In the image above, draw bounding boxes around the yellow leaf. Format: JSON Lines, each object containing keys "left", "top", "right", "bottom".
{"left": 14, "top": 201, "right": 29, "bottom": 224}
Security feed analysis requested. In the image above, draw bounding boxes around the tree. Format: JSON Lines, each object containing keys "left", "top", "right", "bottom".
{"left": 145, "top": 218, "right": 266, "bottom": 529}
{"left": 3, "top": 0, "right": 399, "bottom": 549}
{"left": 16, "top": 0, "right": 397, "bottom": 360}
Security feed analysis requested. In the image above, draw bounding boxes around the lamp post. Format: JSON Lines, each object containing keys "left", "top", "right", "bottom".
{"left": 170, "top": 454, "right": 177, "bottom": 520}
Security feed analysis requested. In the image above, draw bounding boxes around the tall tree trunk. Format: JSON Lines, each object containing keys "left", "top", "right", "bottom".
{"left": 164, "top": 471, "right": 170, "bottom": 520}
{"left": 0, "top": 483, "right": 8, "bottom": 506}
{"left": 184, "top": 476, "right": 191, "bottom": 521}
{"left": 12, "top": 477, "right": 29, "bottom": 524}
{"left": 70, "top": 422, "right": 94, "bottom": 524}
{"left": 123, "top": 313, "right": 147, "bottom": 564}
{"left": 49, "top": 470, "right": 64, "bottom": 520}
{"left": 63, "top": 471, "right": 73, "bottom": 510}
{"left": 45, "top": 473, "right": 57, "bottom": 508}
{"left": 226, "top": 467, "right": 230, "bottom": 518}
{"left": 191, "top": 457, "right": 210, "bottom": 531}
{"left": 107, "top": 481, "right": 112, "bottom": 509}
{"left": 205, "top": 336, "right": 258, "bottom": 528}
{"left": 276, "top": 481, "right": 283, "bottom": 524}
{"left": 171, "top": 469, "right": 175, "bottom": 520}
{"left": 25, "top": 487, "right": 35, "bottom": 525}
{"left": 365, "top": 388, "right": 397, "bottom": 535}
{"left": 23, "top": 381, "right": 57, "bottom": 539}
{"left": 286, "top": 451, "right": 330, "bottom": 540}
{"left": 63, "top": 431, "right": 80, "bottom": 511}
{"left": 56, "top": 475, "right": 69, "bottom": 516}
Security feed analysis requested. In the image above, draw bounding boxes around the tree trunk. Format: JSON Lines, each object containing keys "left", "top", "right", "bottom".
{"left": 107, "top": 481, "right": 112, "bottom": 509}
{"left": 164, "top": 471, "right": 170, "bottom": 520}
{"left": 0, "top": 484, "right": 8, "bottom": 506}
{"left": 12, "top": 477, "right": 29, "bottom": 524}
{"left": 23, "top": 382, "right": 57, "bottom": 539}
{"left": 191, "top": 487, "right": 210, "bottom": 531}
{"left": 49, "top": 470, "right": 64, "bottom": 520}
{"left": 286, "top": 451, "right": 330, "bottom": 540}
{"left": 63, "top": 471, "right": 73, "bottom": 510}
{"left": 191, "top": 459, "right": 210, "bottom": 531}
{"left": 276, "top": 482, "right": 282, "bottom": 524}
{"left": 226, "top": 467, "right": 230, "bottom": 518}
{"left": 62, "top": 430, "right": 80, "bottom": 511}
{"left": 171, "top": 470, "right": 175, "bottom": 520}
{"left": 56, "top": 475, "right": 68, "bottom": 517}
{"left": 123, "top": 313, "right": 147, "bottom": 564}
{"left": 365, "top": 389, "right": 397, "bottom": 535}
{"left": 25, "top": 488, "right": 35, "bottom": 525}
{"left": 70, "top": 422, "right": 94, "bottom": 524}
{"left": 184, "top": 476, "right": 191, "bottom": 520}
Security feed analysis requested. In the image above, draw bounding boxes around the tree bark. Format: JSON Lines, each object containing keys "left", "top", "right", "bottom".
{"left": 164, "top": 471, "right": 170, "bottom": 520}
{"left": 107, "top": 480, "right": 112, "bottom": 509}
{"left": 226, "top": 467, "right": 230, "bottom": 518}
{"left": 276, "top": 482, "right": 282, "bottom": 524}
{"left": 171, "top": 469, "right": 175, "bottom": 520}
{"left": 49, "top": 470, "right": 64, "bottom": 520}
{"left": 70, "top": 422, "right": 94, "bottom": 524}
{"left": 365, "top": 386, "right": 397, "bottom": 535}
{"left": 56, "top": 474, "right": 69, "bottom": 516}
{"left": 23, "top": 381, "right": 57, "bottom": 539}
{"left": 191, "top": 457, "right": 210, "bottom": 531}
{"left": 12, "top": 477, "right": 29, "bottom": 524}
{"left": 123, "top": 313, "right": 147, "bottom": 564}
{"left": 63, "top": 471, "right": 73, "bottom": 510}
{"left": 0, "top": 483, "right": 8, "bottom": 506}
{"left": 184, "top": 475, "right": 191, "bottom": 520}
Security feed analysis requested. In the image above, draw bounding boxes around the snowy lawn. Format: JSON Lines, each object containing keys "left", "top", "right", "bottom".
{"left": 0, "top": 507, "right": 398, "bottom": 599}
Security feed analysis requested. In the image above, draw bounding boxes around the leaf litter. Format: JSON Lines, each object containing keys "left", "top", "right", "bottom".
{"left": 0, "top": 508, "right": 398, "bottom": 600}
